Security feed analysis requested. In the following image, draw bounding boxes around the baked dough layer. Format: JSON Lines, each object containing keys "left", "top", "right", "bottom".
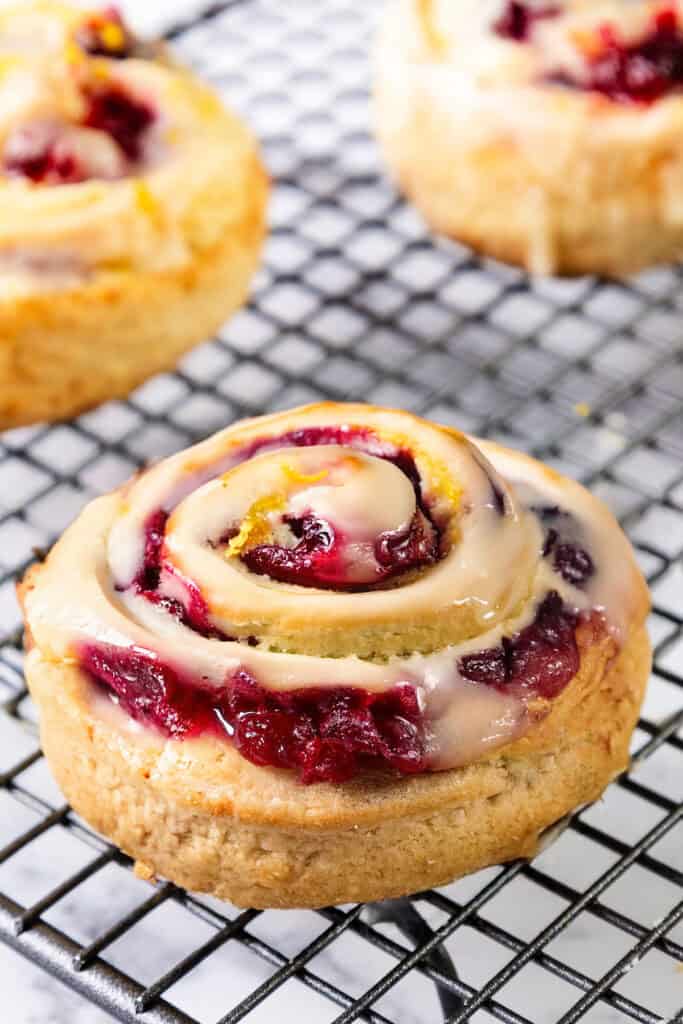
{"left": 23, "top": 624, "right": 650, "bottom": 908}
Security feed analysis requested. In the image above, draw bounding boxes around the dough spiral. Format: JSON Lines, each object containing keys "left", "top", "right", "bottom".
{"left": 21, "top": 404, "right": 651, "bottom": 905}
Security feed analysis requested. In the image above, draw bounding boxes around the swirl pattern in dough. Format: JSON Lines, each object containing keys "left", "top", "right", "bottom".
{"left": 20, "top": 404, "right": 651, "bottom": 905}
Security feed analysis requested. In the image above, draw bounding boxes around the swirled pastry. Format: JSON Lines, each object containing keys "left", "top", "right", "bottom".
{"left": 20, "top": 404, "right": 651, "bottom": 908}
{"left": 375, "top": 1, "right": 683, "bottom": 275}
{"left": 0, "top": 2, "right": 266, "bottom": 428}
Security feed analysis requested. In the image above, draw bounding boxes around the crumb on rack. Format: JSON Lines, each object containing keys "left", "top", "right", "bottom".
{"left": 133, "top": 860, "right": 156, "bottom": 882}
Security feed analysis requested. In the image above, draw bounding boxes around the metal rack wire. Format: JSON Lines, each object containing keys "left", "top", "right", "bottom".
{"left": 0, "top": 2, "right": 681, "bottom": 1022}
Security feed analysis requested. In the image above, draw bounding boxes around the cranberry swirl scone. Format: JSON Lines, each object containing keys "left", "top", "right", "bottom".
{"left": 375, "top": 1, "right": 683, "bottom": 275}
{"left": 20, "top": 404, "right": 650, "bottom": 908}
{"left": 0, "top": 3, "right": 266, "bottom": 428}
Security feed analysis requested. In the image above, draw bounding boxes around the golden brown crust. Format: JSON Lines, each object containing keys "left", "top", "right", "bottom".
{"left": 375, "top": 129, "right": 683, "bottom": 276}
{"left": 0, "top": 154, "right": 267, "bottom": 429}
{"left": 24, "top": 625, "right": 650, "bottom": 907}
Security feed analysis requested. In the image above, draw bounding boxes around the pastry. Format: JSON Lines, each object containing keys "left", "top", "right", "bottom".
{"left": 20, "top": 403, "right": 650, "bottom": 908}
{"left": 375, "top": 0, "right": 683, "bottom": 275}
{"left": 0, "top": 2, "right": 267, "bottom": 429}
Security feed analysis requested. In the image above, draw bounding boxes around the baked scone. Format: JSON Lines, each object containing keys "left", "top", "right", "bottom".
{"left": 0, "top": 2, "right": 267, "bottom": 429}
{"left": 375, "top": 0, "right": 683, "bottom": 275}
{"left": 20, "top": 403, "right": 650, "bottom": 908}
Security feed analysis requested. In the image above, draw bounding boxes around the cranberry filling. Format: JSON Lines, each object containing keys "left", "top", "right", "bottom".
{"left": 83, "top": 85, "right": 155, "bottom": 160}
{"left": 535, "top": 505, "right": 595, "bottom": 588}
{"left": 242, "top": 510, "right": 439, "bottom": 590}
{"left": 241, "top": 513, "right": 344, "bottom": 589}
{"left": 551, "top": 539, "right": 594, "bottom": 587}
{"left": 242, "top": 425, "right": 376, "bottom": 460}
{"left": 128, "top": 428, "right": 445, "bottom": 605}
{"left": 81, "top": 589, "right": 582, "bottom": 781}
{"left": 585, "top": 9, "right": 683, "bottom": 102}
{"left": 459, "top": 590, "right": 579, "bottom": 699}
{"left": 228, "top": 426, "right": 444, "bottom": 589}
{"left": 81, "top": 644, "right": 426, "bottom": 783}
{"left": 548, "top": 7, "right": 683, "bottom": 103}
{"left": 4, "top": 90, "right": 155, "bottom": 183}
{"left": 134, "top": 508, "right": 167, "bottom": 591}
{"left": 3, "top": 123, "right": 88, "bottom": 185}
{"left": 127, "top": 510, "right": 229, "bottom": 640}
{"left": 493, "top": 1, "right": 560, "bottom": 41}
{"left": 374, "top": 514, "right": 439, "bottom": 573}
{"left": 82, "top": 644, "right": 210, "bottom": 738}
{"left": 226, "top": 672, "right": 426, "bottom": 783}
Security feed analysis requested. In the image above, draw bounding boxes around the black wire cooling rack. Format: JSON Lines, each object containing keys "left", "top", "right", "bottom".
{"left": 0, "top": 2, "right": 681, "bottom": 1022}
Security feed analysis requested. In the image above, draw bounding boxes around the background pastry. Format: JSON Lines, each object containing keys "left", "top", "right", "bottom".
{"left": 0, "top": 2, "right": 267, "bottom": 429}
{"left": 20, "top": 403, "right": 651, "bottom": 909}
{"left": 375, "top": 0, "right": 683, "bottom": 275}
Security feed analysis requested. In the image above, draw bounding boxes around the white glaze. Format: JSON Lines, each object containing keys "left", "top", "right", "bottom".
{"left": 108, "top": 406, "right": 540, "bottom": 644}
{"left": 24, "top": 406, "right": 645, "bottom": 772}
{"left": 167, "top": 445, "right": 419, "bottom": 588}
{"left": 286, "top": 448, "right": 416, "bottom": 541}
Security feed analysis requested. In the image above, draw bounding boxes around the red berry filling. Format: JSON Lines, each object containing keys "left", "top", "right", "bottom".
{"left": 80, "top": 644, "right": 426, "bottom": 783}
{"left": 535, "top": 505, "right": 595, "bottom": 588}
{"left": 237, "top": 427, "right": 443, "bottom": 589}
{"left": 129, "top": 428, "right": 446, "bottom": 606}
{"left": 493, "top": 1, "right": 560, "bottom": 41}
{"left": 548, "top": 7, "right": 683, "bottom": 102}
{"left": 80, "top": 589, "right": 582, "bottom": 782}
{"left": 375, "top": 514, "right": 440, "bottom": 573}
{"left": 585, "top": 9, "right": 683, "bottom": 102}
{"left": 3, "top": 86, "right": 155, "bottom": 183}
{"left": 83, "top": 84, "right": 155, "bottom": 160}
{"left": 3, "top": 126, "right": 87, "bottom": 184}
{"left": 134, "top": 508, "right": 167, "bottom": 592}
{"left": 82, "top": 644, "right": 208, "bottom": 738}
{"left": 226, "top": 672, "right": 426, "bottom": 783}
{"left": 459, "top": 590, "right": 579, "bottom": 699}
{"left": 126, "top": 510, "right": 230, "bottom": 640}
{"left": 241, "top": 425, "right": 377, "bottom": 459}
{"left": 242, "top": 510, "right": 439, "bottom": 590}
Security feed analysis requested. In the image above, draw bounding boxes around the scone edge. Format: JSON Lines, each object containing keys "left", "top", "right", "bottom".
{"left": 374, "top": 1, "right": 683, "bottom": 276}
{"left": 0, "top": 151, "right": 267, "bottom": 430}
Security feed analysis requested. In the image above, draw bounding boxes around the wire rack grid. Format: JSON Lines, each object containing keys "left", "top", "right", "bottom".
{"left": 0, "top": 2, "right": 681, "bottom": 1022}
